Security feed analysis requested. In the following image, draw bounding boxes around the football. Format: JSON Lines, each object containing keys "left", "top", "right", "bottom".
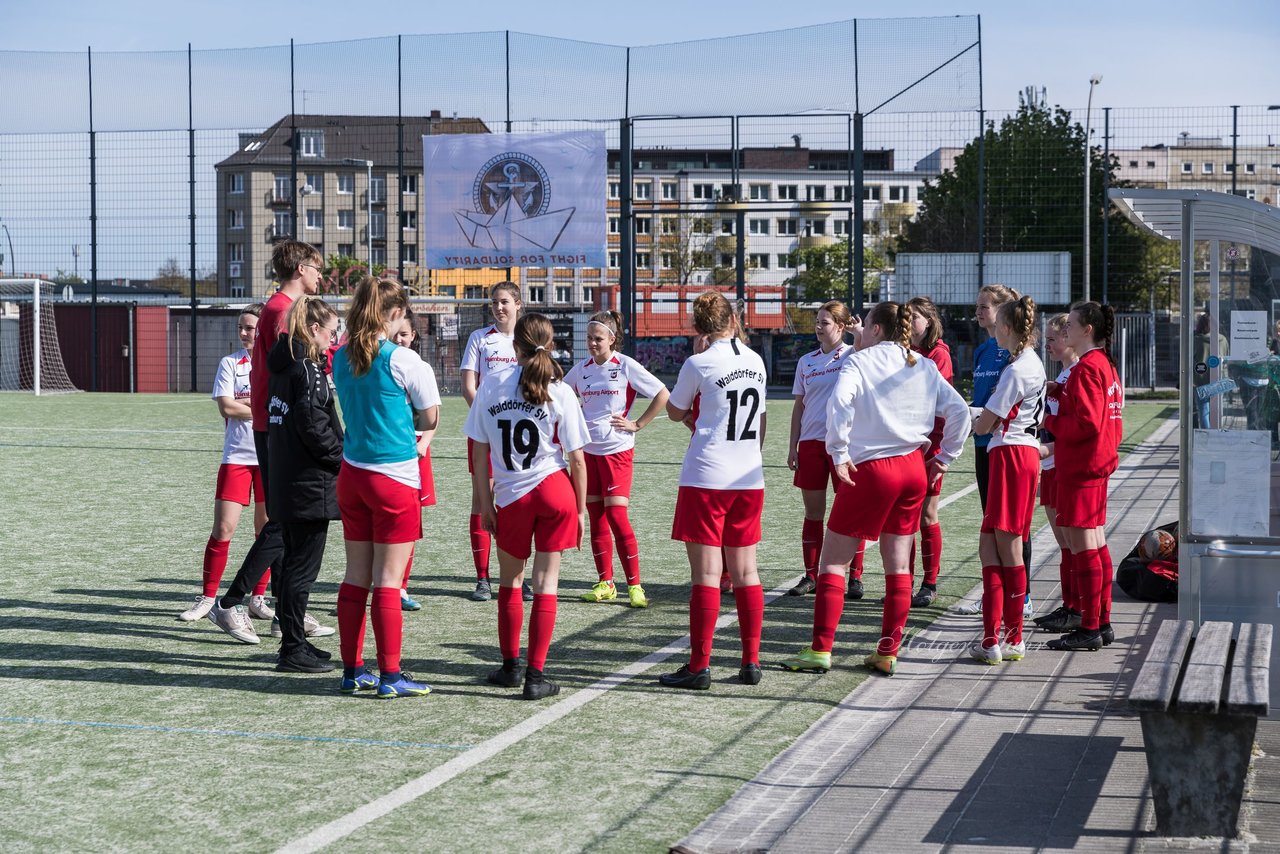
{"left": 1138, "top": 528, "right": 1177, "bottom": 561}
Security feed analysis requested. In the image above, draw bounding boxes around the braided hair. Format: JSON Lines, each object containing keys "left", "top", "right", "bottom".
{"left": 865, "top": 301, "right": 918, "bottom": 366}
{"left": 997, "top": 295, "right": 1038, "bottom": 360}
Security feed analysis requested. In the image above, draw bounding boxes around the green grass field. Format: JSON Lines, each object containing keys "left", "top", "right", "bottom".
{"left": 0, "top": 394, "right": 1174, "bottom": 853}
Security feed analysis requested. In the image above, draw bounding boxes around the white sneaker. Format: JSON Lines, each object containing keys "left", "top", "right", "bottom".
{"left": 207, "top": 602, "right": 261, "bottom": 644}
{"left": 178, "top": 594, "right": 215, "bottom": 622}
{"left": 1000, "top": 641, "right": 1026, "bottom": 661}
{"left": 969, "top": 641, "right": 1001, "bottom": 665}
{"left": 270, "top": 613, "right": 336, "bottom": 638}
{"left": 954, "top": 600, "right": 983, "bottom": 615}
{"left": 247, "top": 595, "right": 276, "bottom": 620}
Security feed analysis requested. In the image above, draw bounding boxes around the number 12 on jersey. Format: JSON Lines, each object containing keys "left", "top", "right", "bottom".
{"left": 725, "top": 388, "right": 760, "bottom": 441}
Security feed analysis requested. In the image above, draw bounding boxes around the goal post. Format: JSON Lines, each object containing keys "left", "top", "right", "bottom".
{"left": 0, "top": 278, "right": 80, "bottom": 394}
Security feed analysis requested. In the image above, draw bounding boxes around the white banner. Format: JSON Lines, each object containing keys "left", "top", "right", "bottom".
{"left": 421, "top": 130, "right": 606, "bottom": 269}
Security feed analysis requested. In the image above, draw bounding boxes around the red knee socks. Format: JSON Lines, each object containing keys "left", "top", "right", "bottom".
{"left": 921, "top": 523, "right": 943, "bottom": 587}
{"left": 811, "top": 574, "right": 846, "bottom": 653}
{"left": 733, "top": 584, "right": 763, "bottom": 666}
{"left": 1076, "top": 549, "right": 1104, "bottom": 631}
{"left": 252, "top": 568, "right": 271, "bottom": 598}
{"left": 337, "top": 582, "right": 369, "bottom": 668}
{"left": 402, "top": 544, "right": 414, "bottom": 590}
{"left": 603, "top": 505, "right": 639, "bottom": 586}
{"left": 801, "top": 518, "right": 824, "bottom": 579}
{"left": 469, "top": 514, "right": 491, "bottom": 579}
{"left": 879, "top": 574, "right": 913, "bottom": 656}
{"left": 202, "top": 537, "right": 230, "bottom": 598}
{"left": 1059, "top": 548, "right": 1075, "bottom": 610}
{"left": 587, "top": 503, "right": 613, "bottom": 582}
{"left": 981, "top": 565, "right": 1004, "bottom": 649}
{"left": 688, "top": 584, "right": 721, "bottom": 671}
{"left": 852, "top": 540, "right": 866, "bottom": 581}
{"left": 527, "top": 593, "right": 557, "bottom": 671}
{"left": 498, "top": 584, "right": 523, "bottom": 661}
{"left": 1099, "top": 544, "right": 1114, "bottom": 626}
{"left": 1000, "top": 565, "right": 1027, "bottom": 645}
{"left": 369, "top": 587, "right": 403, "bottom": 674}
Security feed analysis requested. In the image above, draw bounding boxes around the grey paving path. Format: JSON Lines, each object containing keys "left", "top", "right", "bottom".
{"left": 675, "top": 418, "right": 1279, "bottom": 853}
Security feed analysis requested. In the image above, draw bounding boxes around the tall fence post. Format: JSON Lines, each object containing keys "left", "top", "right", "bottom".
{"left": 88, "top": 46, "right": 99, "bottom": 392}
{"left": 619, "top": 117, "right": 634, "bottom": 357}
{"left": 1228, "top": 105, "right": 1238, "bottom": 304}
{"left": 852, "top": 112, "right": 865, "bottom": 316}
{"left": 289, "top": 39, "right": 298, "bottom": 240}
{"left": 735, "top": 207, "right": 746, "bottom": 305}
{"left": 1101, "top": 106, "right": 1110, "bottom": 306}
{"left": 188, "top": 44, "right": 198, "bottom": 392}
{"left": 397, "top": 34, "right": 404, "bottom": 280}
{"left": 976, "top": 15, "right": 986, "bottom": 290}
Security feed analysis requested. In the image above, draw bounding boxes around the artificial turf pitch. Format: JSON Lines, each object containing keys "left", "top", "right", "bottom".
{"left": 0, "top": 394, "right": 1173, "bottom": 852}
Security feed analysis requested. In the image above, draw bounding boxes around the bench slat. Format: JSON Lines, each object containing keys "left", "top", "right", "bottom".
{"left": 1131, "top": 620, "right": 1196, "bottom": 712}
{"left": 1146, "top": 619, "right": 1195, "bottom": 665}
{"left": 1227, "top": 623, "right": 1273, "bottom": 716}
{"left": 1177, "top": 622, "right": 1234, "bottom": 714}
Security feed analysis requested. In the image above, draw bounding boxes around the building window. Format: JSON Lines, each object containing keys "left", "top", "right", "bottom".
{"left": 227, "top": 209, "right": 244, "bottom": 230}
{"left": 273, "top": 211, "right": 292, "bottom": 237}
{"left": 635, "top": 252, "right": 651, "bottom": 268}
{"left": 299, "top": 130, "right": 324, "bottom": 157}
{"left": 1224, "top": 163, "right": 1235, "bottom": 174}
{"left": 464, "top": 285, "right": 486, "bottom": 300}
{"left": 748, "top": 218, "right": 769, "bottom": 235}
{"left": 634, "top": 182, "right": 651, "bottom": 200}
{"left": 1235, "top": 188, "right": 1257, "bottom": 200}
{"left": 660, "top": 252, "right": 674, "bottom": 269}
{"left": 1245, "top": 163, "right": 1256, "bottom": 174}
{"left": 749, "top": 184, "right": 770, "bottom": 201}
{"left": 609, "top": 251, "right": 620, "bottom": 269}
{"left": 660, "top": 182, "right": 678, "bottom": 200}
{"left": 1146, "top": 161, "right": 1156, "bottom": 168}
{"left": 337, "top": 173, "right": 354, "bottom": 194}
{"left": 305, "top": 173, "right": 322, "bottom": 195}
{"left": 582, "top": 285, "right": 596, "bottom": 306}
{"left": 777, "top": 184, "right": 798, "bottom": 200}
{"left": 609, "top": 217, "right": 619, "bottom": 234}
{"left": 777, "top": 252, "right": 795, "bottom": 268}
{"left": 399, "top": 174, "right": 418, "bottom": 193}
{"left": 338, "top": 243, "right": 354, "bottom": 257}
{"left": 370, "top": 211, "right": 386, "bottom": 239}
{"left": 660, "top": 216, "right": 677, "bottom": 235}
{"left": 1181, "top": 162, "right": 1193, "bottom": 174}
{"left": 1203, "top": 162, "right": 1214, "bottom": 174}
{"left": 692, "top": 251, "right": 713, "bottom": 268}
{"left": 805, "top": 219, "right": 826, "bottom": 236}
{"left": 720, "top": 219, "right": 734, "bottom": 235}
{"left": 370, "top": 176, "right": 386, "bottom": 203}
{"left": 863, "top": 186, "right": 881, "bottom": 201}
{"left": 807, "top": 185, "right": 827, "bottom": 201}
{"left": 338, "top": 210, "right": 354, "bottom": 230}
{"left": 692, "top": 183, "right": 715, "bottom": 200}
{"left": 777, "top": 218, "right": 798, "bottom": 235}
{"left": 400, "top": 210, "right": 418, "bottom": 230}
{"left": 833, "top": 219, "right": 849, "bottom": 235}
{"left": 719, "top": 254, "right": 735, "bottom": 268}
{"left": 230, "top": 279, "right": 245, "bottom": 298}
{"left": 749, "top": 253, "right": 770, "bottom": 269}
{"left": 305, "top": 209, "right": 322, "bottom": 230}
{"left": 528, "top": 284, "right": 546, "bottom": 304}
{"left": 833, "top": 186, "right": 852, "bottom": 202}
{"left": 227, "top": 173, "right": 244, "bottom": 194}
{"left": 400, "top": 244, "right": 418, "bottom": 264}
{"left": 635, "top": 217, "right": 651, "bottom": 235}
{"left": 228, "top": 243, "right": 244, "bottom": 262}
{"left": 609, "top": 182, "right": 620, "bottom": 199}
{"left": 555, "top": 285, "right": 573, "bottom": 304}
{"left": 371, "top": 247, "right": 386, "bottom": 265}
{"left": 888, "top": 186, "right": 911, "bottom": 202}
{"left": 692, "top": 218, "right": 713, "bottom": 234}
{"left": 274, "top": 174, "right": 292, "bottom": 202}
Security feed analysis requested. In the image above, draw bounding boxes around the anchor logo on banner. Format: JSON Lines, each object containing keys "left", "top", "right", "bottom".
{"left": 454, "top": 152, "right": 575, "bottom": 252}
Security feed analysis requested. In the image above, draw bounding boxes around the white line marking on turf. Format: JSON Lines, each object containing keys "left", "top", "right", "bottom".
{"left": 276, "top": 577, "right": 800, "bottom": 854}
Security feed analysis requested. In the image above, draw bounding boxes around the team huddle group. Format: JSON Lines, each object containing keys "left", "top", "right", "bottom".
{"left": 178, "top": 239, "right": 1125, "bottom": 700}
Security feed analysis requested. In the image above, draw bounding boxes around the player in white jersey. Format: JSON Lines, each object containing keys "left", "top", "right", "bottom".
{"left": 1031, "top": 313, "right": 1081, "bottom": 634}
{"left": 391, "top": 307, "right": 441, "bottom": 613}
{"left": 564, "top": 310, "right": 670, "bottom": 609}
{"left": 786, "top": 299, "right": 859, "bottom": 598}
{"left": 781, "top": 302, "right": 970, "bottom": 678}
{"left": 179, "top": 304, "right": 275, "bottom": 623}
{"left": 657, "top": 292, "right": 767, "bottom": 692}
{"left": 465, "top": 314, "right": 588, "bottom": 700}
{"left": 460, "top": 281, "right": 524, "bottom": 602}
{"left": 969, "top": 296, "right": 1046, "bottom": 665}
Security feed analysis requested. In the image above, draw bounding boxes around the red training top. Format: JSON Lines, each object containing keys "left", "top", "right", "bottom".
{"left": 914, "top": 339, "right": 954, "bottom": 459}
{"left": 1053, "top": 347, "right": 1123, "bottom": 485}
{"left": 250, "top": 289, "right": 295, "bottom": 433}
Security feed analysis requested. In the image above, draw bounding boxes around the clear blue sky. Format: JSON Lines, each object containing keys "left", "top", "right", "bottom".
{"left": 2, "top": 0, "right": 1275, "bottom": 109}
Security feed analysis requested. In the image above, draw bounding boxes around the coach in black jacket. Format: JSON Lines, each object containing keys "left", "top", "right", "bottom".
{"left": 266, "top": 307, "right": 342, "bottom": 673}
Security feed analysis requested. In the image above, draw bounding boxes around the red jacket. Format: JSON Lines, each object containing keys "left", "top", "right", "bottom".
{"left": 1053, "top": 348, "right": 1123, "bottom": 484}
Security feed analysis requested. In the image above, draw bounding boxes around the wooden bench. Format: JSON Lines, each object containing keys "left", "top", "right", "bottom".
{"left": 1129, "top": 619, "right": 1272, "bottom": 837}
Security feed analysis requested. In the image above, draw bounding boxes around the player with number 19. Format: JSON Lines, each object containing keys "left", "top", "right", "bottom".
{"left": 464, "top": 314, "right": 590, "bottom": 700}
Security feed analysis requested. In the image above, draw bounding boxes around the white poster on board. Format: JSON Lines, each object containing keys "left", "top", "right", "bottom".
{"left": 1191, "top": 429, "right": 1272, "bottom": 537}
{"left": 1229, "top": 310, "right": 1268, "bottom": 362}
{"left": 421, "top": 131, "right": 606, "bottom": 269}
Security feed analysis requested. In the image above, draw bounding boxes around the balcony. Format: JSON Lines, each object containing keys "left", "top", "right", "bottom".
{"left": 715, "top": 235, "right": 743, "bottom": 253}
{"left": 364, "top": 191, "right": 387, "bottom": 207}
{"left": 266, "top": 225, "right": 291, "bottom": 243}
{"left": 798, "top": 234, "right": 837, "bottom": 249}
{"left": 266, "top": 190, "right": 293, "bottom": 208}
{"left": 797, "top": 200, "right": 838, "bottom": 214}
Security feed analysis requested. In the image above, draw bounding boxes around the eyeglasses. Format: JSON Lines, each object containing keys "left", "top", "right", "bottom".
{"left": 300, "top": 263, "right": 322, "bottom": 273}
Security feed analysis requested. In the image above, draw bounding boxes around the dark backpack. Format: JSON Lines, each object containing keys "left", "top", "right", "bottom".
{"left": 1115, "top": 521, "right": 1178, "bottom": 603}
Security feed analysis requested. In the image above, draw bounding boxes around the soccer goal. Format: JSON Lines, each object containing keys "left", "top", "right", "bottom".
{"left": 0, "top": 279, "right": 80, "bottom": 394}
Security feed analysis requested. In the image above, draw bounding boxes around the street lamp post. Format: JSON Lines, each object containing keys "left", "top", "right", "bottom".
{"left": 1084, "top": 75, "right": 1102, "bottom": 303}
{"left": 343, "top": 158, "right": 374, "bottom": 269}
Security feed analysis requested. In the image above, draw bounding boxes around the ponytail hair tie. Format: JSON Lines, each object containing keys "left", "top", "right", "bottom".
{"left": 535, "top": 345, "right": 546, "bottom": 352}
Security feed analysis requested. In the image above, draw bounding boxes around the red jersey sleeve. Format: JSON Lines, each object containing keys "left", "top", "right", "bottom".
{"left": 1055, "top": 360, "right": 1106, "bottom": 444}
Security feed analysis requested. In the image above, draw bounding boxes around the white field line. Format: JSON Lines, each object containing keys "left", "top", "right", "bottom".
{"left": 276, "top": 577, "right": 799, "bottom": 854}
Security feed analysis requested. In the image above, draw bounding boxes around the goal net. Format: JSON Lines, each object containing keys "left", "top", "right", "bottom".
{"left": 0, "top": 279, "right": 80, "bottom": 393}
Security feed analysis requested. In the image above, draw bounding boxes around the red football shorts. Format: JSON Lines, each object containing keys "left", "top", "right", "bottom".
{"left": 671, "top": 486, "right": 764, "bottom": 548}
{"left": 467, "top": 436, "right": 494, "bottom": 477}
{"left": 585, "top": 448, "right": 634, "bottom": 499}
{"left": 1054, "top": 478, "right": 1109, "bottom": 529}
{"left": 337, "top": 461, "right": 422, "bottom": 544}
{"left": 980, "top": 444, "right": 1041, "bottom": 538}
{"left": 1039, "top": 467, "right": 1057, "bottom": 508}
{"left": 215, "top": 463, "right": 263, "bottom": 507}
{"left": 793, "top": 439, "right": 838, "bottom": 492}
{"left": 496, "top": 468, "right": 579, "bottom": 560}
{"left": 827, "top": 450, "right": 927, "bottom": 540}
{"left": 925, "top": 468, "right": 946, "bottom": 498}
{"left": 418, "top": 443, "right": 436, "bottom": 507}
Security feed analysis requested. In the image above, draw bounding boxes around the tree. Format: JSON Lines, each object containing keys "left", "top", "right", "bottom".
{"left": 900, "top": 88, "right": 1167, "bottom": 308}
{"left": 320, "top": 253, "right": 386, "bottom": 295}
{"left": 785, "top": 239, "right": 886, "bottom": 303}
{"left": 655, "top": 213, "right": 717, "bottom": 287}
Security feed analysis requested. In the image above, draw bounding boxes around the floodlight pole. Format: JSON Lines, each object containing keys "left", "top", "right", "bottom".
{"left": 1083, "top": 75, "right": 1101, "bottom": 303}
{"left": 345, "top": 158, "right": 374, "bottom": 269}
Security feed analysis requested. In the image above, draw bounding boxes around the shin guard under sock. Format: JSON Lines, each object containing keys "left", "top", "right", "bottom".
{"left": 603, "top": 504, "right": 639, "bottom": 586}
{"left": 526, "top": 593, "right": 558, "bottom": 672}
{"left": 811, "top": 574, "right": 846, "bottom": 653}
{"left": 981, "top": 565, "right": 1004, "bottom": 649}
{"left": 498, "top": 584, "right": 524, "bottom": 661}
{"left": 801, "top": 518, "right": 824, "bottom": 578}
{"left": 734, "top": 584, "right": 764, "bottom": 665}
{"left": 469, "top": 514, "right": 491, "bottom": 579}
{"left": 369, "top": 587, "right": 403, "bottom": 674}
{"left": 688, "top": 584, "right": 721, "bottom": 671}
{"left": 336, "top": 582, "right": 370, "bottom": 668}
{"left": 1000, "top": 565, "right": 1027, "bottom": 645}
{"left": 921, "top": 523, "right": 943, "bottom": 587}
{"left": 201, "top": 537, "right": 231, "bottom": 598}
{"left": 879, "top": 574, "right": 913, "bottom": 656}
{"left": 587, "top": 503, "right": 613, "bottom": 582}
